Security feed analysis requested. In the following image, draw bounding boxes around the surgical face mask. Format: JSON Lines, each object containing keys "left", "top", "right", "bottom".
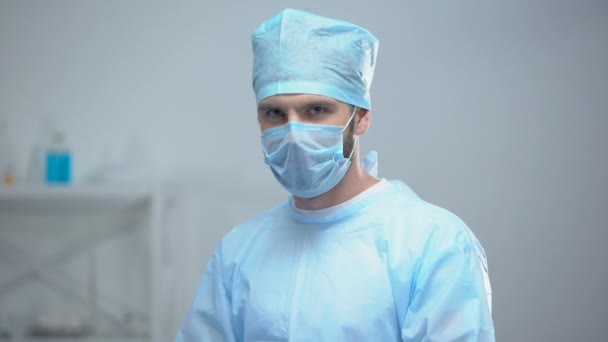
{"left": 262, "top": 108, "right": 359, "bottom": 199}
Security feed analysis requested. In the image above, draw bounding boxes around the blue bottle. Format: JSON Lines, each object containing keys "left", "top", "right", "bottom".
{"left": 46, "top": 131, "right": 72, "bottom": 184}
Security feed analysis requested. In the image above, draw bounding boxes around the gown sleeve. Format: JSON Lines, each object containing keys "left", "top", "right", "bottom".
{"left": 176, "top": 248, "right": 238, "bottom": 342}
{"left": 400, "top": 216, "right": 495, "bottom": 342}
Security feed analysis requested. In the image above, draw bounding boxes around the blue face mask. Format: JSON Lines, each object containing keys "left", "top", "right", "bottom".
{"left": 262, "top": 108, "right": 358, "bottom": 198}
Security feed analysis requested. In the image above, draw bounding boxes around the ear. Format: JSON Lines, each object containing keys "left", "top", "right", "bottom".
{"left": 355, "top": 108, "right": 372, "bottom": 135}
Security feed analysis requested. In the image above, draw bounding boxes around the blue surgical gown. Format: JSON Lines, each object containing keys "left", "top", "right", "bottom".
{"left": 177, "top": 179, "right": 495, "bottom": 341}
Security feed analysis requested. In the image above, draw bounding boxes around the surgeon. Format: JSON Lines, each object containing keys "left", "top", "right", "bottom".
{"left": 177, "top": 8, "right": 495, "bottom": 342}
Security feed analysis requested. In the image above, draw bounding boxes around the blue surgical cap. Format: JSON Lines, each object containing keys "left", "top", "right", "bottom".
{"left": 252, "top": 8, "right": 379, "bottom": 109}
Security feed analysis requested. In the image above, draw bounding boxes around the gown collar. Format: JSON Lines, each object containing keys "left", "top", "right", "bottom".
{"left": 288, "top": 178, "right": 391, "bottom": 224}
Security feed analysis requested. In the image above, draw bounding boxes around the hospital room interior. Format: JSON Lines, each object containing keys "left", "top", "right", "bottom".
{"left": 0, "top": 1, "right": 606, "bottom": 341}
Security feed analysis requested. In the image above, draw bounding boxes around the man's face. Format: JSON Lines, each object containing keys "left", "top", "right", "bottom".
{"left": 257, "top": 94, "right": 357, "bottom": 157}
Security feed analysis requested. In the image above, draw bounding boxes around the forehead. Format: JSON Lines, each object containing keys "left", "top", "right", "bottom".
{"left": 257, "top": 93, "right": 346, "bottom": 109}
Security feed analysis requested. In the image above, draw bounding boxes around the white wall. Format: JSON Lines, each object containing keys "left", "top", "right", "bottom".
{"left": 1, "top": 1, "right": 607, "bottom": 341}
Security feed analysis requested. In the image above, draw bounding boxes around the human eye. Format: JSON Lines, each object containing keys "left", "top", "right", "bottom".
{"left": 266, "top": 109, "right": 283, "bottom": 118}
{"left": 308, "top": 105, "right": 327, "bottom": 115}
{"left": 259, "top": 108, "right": 285, "bottom": 123}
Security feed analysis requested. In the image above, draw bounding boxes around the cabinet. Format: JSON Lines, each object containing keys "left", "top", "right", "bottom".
{"left": 0, "top": 185, "right": 166, "bottom": 342}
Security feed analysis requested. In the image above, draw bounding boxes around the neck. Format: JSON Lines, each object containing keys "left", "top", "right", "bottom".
{"left": 293, "top": 151, "right": 380, "bottom": 210}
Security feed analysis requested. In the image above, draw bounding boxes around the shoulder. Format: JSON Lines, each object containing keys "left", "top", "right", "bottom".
{"left": 383, "top": 180, "right": 464, "bottom": 226}
{"left": 214, "top": 200, "right": 290, "bottom": 263}
{"left": 382, "top": 180, "right": 483, "bottom": 255}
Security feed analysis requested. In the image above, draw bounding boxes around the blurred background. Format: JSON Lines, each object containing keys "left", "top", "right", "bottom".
{"left": 0, "top": 0, "right": 606, "bottom": 341}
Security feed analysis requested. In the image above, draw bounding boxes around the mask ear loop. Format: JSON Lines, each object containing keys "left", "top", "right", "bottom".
{"left": 342, "top": 106, "right": 358, "bottom": 133}
{"left": 343, "top": 106, "right": 359, "bottom": 161}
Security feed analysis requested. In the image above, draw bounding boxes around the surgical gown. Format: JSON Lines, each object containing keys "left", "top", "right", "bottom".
{"left": 177, "top": 179, "right": 495, "bottom": 341}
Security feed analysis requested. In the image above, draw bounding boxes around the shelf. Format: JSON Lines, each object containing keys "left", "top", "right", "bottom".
{"left": 0, "top": 185, "right": 155, "bottom": 212}
{"left": 0, "top": 184, "right": 166, "bottom": 341}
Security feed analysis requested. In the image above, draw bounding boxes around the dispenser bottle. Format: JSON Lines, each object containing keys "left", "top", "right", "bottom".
{"left": 46, "top": 130, "right": 72, "bottom": 184}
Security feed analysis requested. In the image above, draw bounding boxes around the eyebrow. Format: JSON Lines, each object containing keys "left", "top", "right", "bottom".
{"left": 257, "top": 100, "right": 338, "bottom": 112}
{"left": 301, "top": 100, "right": 337, "bottom": 110}
{"left": 257, "top": 104, "right": 277, "bottom": 112}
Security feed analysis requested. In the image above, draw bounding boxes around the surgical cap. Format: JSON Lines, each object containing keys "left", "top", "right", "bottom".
{"left": 252, "top": 8, "right": 379, "bottom": 109}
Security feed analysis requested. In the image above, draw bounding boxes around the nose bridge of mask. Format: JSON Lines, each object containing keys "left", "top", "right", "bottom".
{"left": 262, "top": 121, "right": 342, "bottom": 158}
{"left": 300, "top": 123, "right": 344, "bottom": 160}
{"left": 262, "top": 107, "right": 358, "bottom": 158}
